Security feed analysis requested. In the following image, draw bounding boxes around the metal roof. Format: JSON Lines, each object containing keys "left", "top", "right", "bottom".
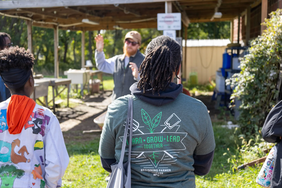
{"left": 0, "top": 0, "right": 260, "bottom": 30}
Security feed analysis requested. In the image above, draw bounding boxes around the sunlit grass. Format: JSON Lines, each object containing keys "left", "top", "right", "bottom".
{"left": 61, "top": 122, "right": 267, "bottom": 188}
{"left": 62, "top": 140, "right": 109, "bottom": 188}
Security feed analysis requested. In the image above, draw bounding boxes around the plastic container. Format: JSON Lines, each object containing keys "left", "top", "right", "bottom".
{"left": 216, "top": 70, "right": 225, "bottom": 92}
{"left": 222, "top": 52, "right": 231, "bottom": 69}
{"left": 90, "top": 79, "right": 100, "bottom": 94}
{"left": 256, "top": 146, "right": 277, "bottom": 187}
{"left": 189, "top": 72, "right": 198, "bottom": 86}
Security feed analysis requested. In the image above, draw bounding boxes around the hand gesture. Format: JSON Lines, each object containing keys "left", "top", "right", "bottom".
{"left": 95, "top": 34, "right": 104, "bottom": 52}
{"left": 129, "top": 62, "right": 139, "bottom": 79}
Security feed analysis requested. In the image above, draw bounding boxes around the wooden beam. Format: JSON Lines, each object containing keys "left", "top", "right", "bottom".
{"left": 165, "top": 1, "right": 172, "bottom": 13}
{"left": 231, "top": 19, "right": 234, "bottom": 43}
{"left": 251, "top": 0, "right": 262, "bottom": 8}
{"left": 81, "top": 31, "right": 85, "bottom": 68}
{"left": 26, "top": 20, "right": 33, "bottom": 54}
{"left": 0, "top": 0, "right": 174, "bottom": 9}
{"left": 173, "top": 1, "right": 190, "bottom": 27}
{"left": 114, "top": 4, "right": 141, "bottom": 17}
{"left": 237, "top": 14, "right": 240, "bottom": 44}
{"left": 68, "top": 7, "right": 102, "bottom": 19}
{"left": 245, "top": 6, "right": 250, "bottom": 46}
{"left": 184, "top": 25, "right": 187, "bottom": 79}
{"left": 16, "top": 9, "right": 68, "bottom": 20}
{"left": 54, "top": 25, "right": 59, "bottom": 78}
{"left": 261, "top": 0, "right": 267, "bottom": 33}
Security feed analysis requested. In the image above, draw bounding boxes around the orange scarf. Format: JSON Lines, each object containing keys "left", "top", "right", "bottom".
{"left": 7, "top": 95, "right": 36, "bottom": 134}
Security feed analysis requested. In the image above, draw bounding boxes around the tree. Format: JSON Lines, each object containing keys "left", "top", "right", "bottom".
{"left": 185, "top": 22, "right": 230, "bottom": 39}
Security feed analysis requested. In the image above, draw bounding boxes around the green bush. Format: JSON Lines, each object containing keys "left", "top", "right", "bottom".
{"left": 229, "top": 9, "right": 282, "bottom": 136}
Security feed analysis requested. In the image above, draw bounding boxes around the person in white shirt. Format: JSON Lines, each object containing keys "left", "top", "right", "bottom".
{"left": 0, "top": 46, "right": 69, "bottom": 188}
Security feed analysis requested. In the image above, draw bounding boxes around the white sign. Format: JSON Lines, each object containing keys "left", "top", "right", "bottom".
{"left": 163, "top": 30, "right": 176, "bottom": 40}
{"left": 176, "top": 37, "right": 182, "bottom": 47}
{"left": 158, "top": 13, "right": 181, "bottom": 30}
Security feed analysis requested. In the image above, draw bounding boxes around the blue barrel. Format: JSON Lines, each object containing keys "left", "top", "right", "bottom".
{"left": 222, "top": 52, "right": 231, "bottom": 69}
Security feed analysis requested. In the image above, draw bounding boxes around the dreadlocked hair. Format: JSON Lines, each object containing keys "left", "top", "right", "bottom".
{"left": 137, "top": 35, "right": 181, "bottom": 94}
{"left": 0, "top": 46, "right": 34, "bottom": 72}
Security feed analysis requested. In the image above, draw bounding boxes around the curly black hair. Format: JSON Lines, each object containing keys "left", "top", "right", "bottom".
{"left": 0, "top": 46, "right": 34, "bottom": 72}
{"left": 137, "top": 35, "right": 181, "bottom": 94}
{"left": 0, "top": 32, "right": 11, "bottom": 50}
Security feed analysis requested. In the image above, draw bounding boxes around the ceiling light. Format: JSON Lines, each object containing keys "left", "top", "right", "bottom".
{"left": 210, "top": 12, "right": 222, "bottom": 21}
{"left": 82, "top": 19, "right": 99, "bottom": 25}
{"left": 113, "top": 25, "right": 123, "bottom": 30}
{"left": 214, "top": 12, "right": 222, "bottom": 18}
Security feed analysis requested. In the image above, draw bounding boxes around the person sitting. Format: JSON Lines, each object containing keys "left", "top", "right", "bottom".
{"left": 99, "top": 36, "right": 215, "bottom": 187}
{"left": 0, "top": 46, "right": 69, "bottom": 188}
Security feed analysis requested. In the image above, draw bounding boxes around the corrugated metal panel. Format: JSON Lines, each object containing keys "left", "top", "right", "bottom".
{"left": 183, "top": 46, "right": 226, "bottom": 84}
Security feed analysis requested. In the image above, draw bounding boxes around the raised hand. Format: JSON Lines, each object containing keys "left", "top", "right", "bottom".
{"left": 95, "top": 34, "right": 104, "bottom": 52}
{"left": 129, "top": 62, "right": 139, "bottom": 79}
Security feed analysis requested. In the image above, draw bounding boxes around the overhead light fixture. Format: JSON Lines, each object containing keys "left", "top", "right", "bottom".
{"left": 82, "top": 19, "right": 99, "bottom": 25}
{"left": 214, "top": 12, "right": 222, "bottom": 18}
{"left": 113, "top": 25, "right": 123, "bottom": 30}
{"left": 210, "top": 12, "right": 222, "bottom": 21}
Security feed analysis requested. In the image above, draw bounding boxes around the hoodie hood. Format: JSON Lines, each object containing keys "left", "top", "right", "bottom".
{"left": 7, "top": 95, "right": 36, "bottom": 134}
{"left": 130, "top": 82, "right": 183, "bottom": 106}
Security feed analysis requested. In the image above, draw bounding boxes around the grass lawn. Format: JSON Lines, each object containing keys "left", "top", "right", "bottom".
{"left": 62, "top": 141, "right": 109, "bottom": 188}
{"left": 43, "top": 77, "right": 267, "bottom": 187}
{"left": 61, "top": 121, "right": 267, "bottom": 188}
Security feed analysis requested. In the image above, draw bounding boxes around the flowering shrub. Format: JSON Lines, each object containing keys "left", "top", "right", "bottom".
{"left": 229, "top": 9, "right": 282, "bottom": 136}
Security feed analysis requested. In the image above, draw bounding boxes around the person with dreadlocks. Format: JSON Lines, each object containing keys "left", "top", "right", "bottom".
{"left": 99, "top": 36, "right": 215, "bottom": 187}
{"left": 0, "top": 46, "right": 69, "bottom": 188}
{"left": 0, "top": 32, "right": 12, "bottom": 102}
{"left": 95, "top": 31, "right": 145, "bottom": 100}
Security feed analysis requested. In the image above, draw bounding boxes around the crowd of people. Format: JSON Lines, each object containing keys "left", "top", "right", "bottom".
{"left": 0, "top": 30, "right": 216, "bottom": 187}
{"left": 8, "top": 29, "right": 278, "bottom": 187}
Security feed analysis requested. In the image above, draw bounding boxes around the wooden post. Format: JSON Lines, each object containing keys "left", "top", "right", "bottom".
{"left": 261, "top": 0, "right": 268, "bottom": 33}
{"left": 184, "top": 26, "right": 187, "bottom": 79}
{"left": 246, "top": 7, "right": 251, "bottom": 46}
{"left": 237, "top": 15, "right": 240, "bottom": 44}
{"left": 81, "top": 31, "right": 85, "bottom": 68}
{"left": 165, "top": 1, "right": 172, "bottom": 13}
{"left": 26, "top": 20, "right": 33, "bottom": 54}
{"left": 54, "top": 25, "right": 59, "bottom": 78}
{"left": 231, "top": 20, "right": 234, "bottom": 43}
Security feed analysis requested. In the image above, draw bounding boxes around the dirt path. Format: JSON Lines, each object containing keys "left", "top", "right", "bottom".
{"left": 57, "top": 91, "right": 112, "bottom": 144}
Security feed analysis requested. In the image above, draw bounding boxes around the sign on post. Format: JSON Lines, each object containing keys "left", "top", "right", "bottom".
{"left": 176, "top": 37, "right": 182, "bottom": 47}
{"left": 157, "top": 13, "right": 181, "bottom": 30}
{"left": 163, "top": 30, "right": 176, "bottom": 40}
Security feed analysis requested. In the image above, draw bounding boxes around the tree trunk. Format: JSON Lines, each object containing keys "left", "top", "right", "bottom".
{"left": 34, "top": 46, "right": 42, "bottom": 64}
{"left": 73, "top": 38, "right": 76, "bottom": 64}
{"left": 64, "top": 41, "right": 68, "bottom": 63}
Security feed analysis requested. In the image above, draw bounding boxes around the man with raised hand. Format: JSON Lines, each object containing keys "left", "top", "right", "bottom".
{"left": 95, "top": 31, "right": 145, "bottom": 100}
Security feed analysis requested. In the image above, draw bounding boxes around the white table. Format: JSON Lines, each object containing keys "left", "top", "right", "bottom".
{"left": 64, "top": 69, "right": 91, "bottom": 96}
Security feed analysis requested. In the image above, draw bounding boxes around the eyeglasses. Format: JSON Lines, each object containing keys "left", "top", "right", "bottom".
{"left": 6, "top": 42, "right": 13, "bottom": 48}
{"left": 125, "top": 39, "right": 138, "bottom": 46}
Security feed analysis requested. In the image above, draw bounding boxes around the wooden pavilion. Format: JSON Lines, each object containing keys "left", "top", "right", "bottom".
{"left": 0, "top": 0, "right": 272, "bottom": 80}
